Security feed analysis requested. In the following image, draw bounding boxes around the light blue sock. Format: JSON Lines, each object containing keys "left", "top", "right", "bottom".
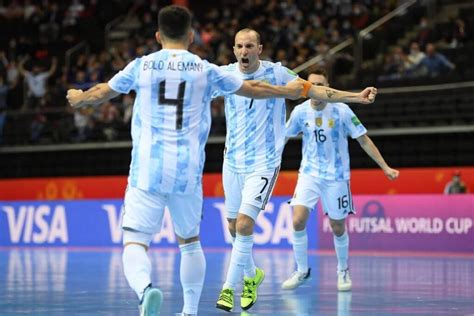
{"left": 223, "top": 234, "right": 253, "bottom": 290}
{"left": 180, "top": 241, "right": 205, "bottom": 314}
{"left": 293, "top": 228, "right": 308, "bottom": 273}
{"left": 333, "top": 232, "right": 349, "bottom": 271}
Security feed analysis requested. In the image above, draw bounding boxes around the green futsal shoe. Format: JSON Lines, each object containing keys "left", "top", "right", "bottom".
{"left": 216, "top": 288, "right": 234, "bottom": 312}
{"left": 241, "top": 267, "right": 265, "bottom": 310}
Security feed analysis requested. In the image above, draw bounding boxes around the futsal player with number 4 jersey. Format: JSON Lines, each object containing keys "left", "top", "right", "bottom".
{"left": 282, "top": 69, "right": 399, "bottom": 292}
{"left": 66, "top": 6, "right": 306, "bottom": 316}
{"left": 215, "top": 29, "right": 380, "bottom": 313}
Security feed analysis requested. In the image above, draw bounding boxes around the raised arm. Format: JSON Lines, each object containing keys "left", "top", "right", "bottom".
{"left": 356, "top": 134, "right": 399, "bottom": 180}
{"left": 47, "top": 57, "right": 58, "bottom": 77}
{"left": 307, "top": 83, "right": 377, "bottom": 104}
{"left": 66, "top": 83, "right": 121, "bottom": 108}
{"left": 18, "top": 56, "right": 29, "bottom": 77}
{"left": 234, "top": 79, "right": 307, "bottom": 100}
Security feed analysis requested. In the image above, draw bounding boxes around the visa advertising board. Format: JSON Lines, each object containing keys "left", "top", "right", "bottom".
{"left": 1, "top": 195, "right": 472, "bottom": 253}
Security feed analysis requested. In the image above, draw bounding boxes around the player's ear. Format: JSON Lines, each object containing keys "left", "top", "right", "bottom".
{"left": 155, "top": 32, "right": 162, "bottom": 44}
{"left": 258, "top": 44, "right": 263, "bottom": 55}
{"left": 188, "top": 29, "right": 195, "bottom": 45}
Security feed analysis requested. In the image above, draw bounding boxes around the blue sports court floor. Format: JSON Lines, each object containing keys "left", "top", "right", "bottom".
{"left": 0, "top": 248, "right": 473, "bottom": 315}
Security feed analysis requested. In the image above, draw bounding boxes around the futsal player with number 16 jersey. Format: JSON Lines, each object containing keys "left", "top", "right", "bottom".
{"left": 282, "top": 69, "right": 399, "bottom": 292}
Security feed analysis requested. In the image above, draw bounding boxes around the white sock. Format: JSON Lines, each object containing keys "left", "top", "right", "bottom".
{"left": 293, "top": 228, "right": 308, "bottom": 273}
{"left": 180, "top": 241, "right": 206, "bottom": 315}
{"left": 333, "top": 232, "right": 349, "bottom": 272}
{"left": 223, "top": 234, "right": 253, "bottom": 290}
{"left": 122, "top": 244, "right": 152, "bottom": 301}
{"left": 233, "top": 235, "right": 256, "bottom": 279}
{"left": 244, "top": 254, "right": 257, "bottom": 279}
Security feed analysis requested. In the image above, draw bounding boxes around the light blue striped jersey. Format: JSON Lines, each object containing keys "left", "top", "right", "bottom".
{"left": 286, "top": 100, "right": 367, "bottom": 181}
{"left": 108, "top": 49, "right": 243, "bottom": 194}
{"left": 217, "top": 61, "right": 297, "bottom": 173}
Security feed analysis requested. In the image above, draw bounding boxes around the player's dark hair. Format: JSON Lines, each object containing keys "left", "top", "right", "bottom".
{"left": 310, "top": 68, "right": 328, "bottom": 80}
{"left": 158, "top": 5, "right": 192, "bottom": 41}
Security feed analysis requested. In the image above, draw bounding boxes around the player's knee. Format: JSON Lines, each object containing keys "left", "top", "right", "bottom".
{"left": 236, "top": 215, "right": 254, "bottom": 236}
{"left": 330, "top": 221, "right": 345, "bottom": 236}
{"left": 122, "top": 229, "right": 153, "bottom": 249}
{"left": 227, "top": 218, "right": 237, "bottom": 237}
{"left": 293, "top": 215, "right": 307, "bottom": 231}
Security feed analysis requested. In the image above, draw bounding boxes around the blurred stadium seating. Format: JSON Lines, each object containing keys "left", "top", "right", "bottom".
{"left": 0, "top": 0, "right": 473, "bottom": 178}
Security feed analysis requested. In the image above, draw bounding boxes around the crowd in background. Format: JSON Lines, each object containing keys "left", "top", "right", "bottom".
{"left": 0, "top": 0, "right": 469, "bottom": 145}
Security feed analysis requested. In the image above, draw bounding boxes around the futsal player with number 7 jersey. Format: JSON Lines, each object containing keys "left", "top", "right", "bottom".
{"left": 215, "top": 29, "right": 381, "bottom": 313}
{"left": 282, "top": 69, "right": 399, "bottom": 292}
{"left": 66, "top": 6, "right": 306, "bottom": 316}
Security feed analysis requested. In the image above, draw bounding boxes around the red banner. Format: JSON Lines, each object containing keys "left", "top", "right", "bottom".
{"left": 0, "top": 167, "right": 472, "bottom": 200}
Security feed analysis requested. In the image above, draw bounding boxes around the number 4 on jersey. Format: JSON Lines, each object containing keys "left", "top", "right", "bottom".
{"left": 159, "top": 80, "right": 186, "bottom": 130}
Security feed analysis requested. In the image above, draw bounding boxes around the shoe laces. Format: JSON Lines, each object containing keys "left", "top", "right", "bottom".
{"left": 242, "top": 279, "right": 255, "bottom": 298}
{"left": 339, "top": 269, "right": 349, "bottom": 282}
{"left": 218, "top": 289, "right": 233, "bottom": 304}
{"left": 290, "top": 271, "right": 306, "bottom": 281}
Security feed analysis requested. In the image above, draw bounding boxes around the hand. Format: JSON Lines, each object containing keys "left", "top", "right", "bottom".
{"left": 66, "top": 89, "right": 84, "bottom": 108}
{"left": 357, "top": 87, "right": 377, "bottom": 104}
{"left": 285, "top": 79, "right": 305, "bottom": 100}
{"left": 384, "top": 167, "right": 399, "bottom": 180}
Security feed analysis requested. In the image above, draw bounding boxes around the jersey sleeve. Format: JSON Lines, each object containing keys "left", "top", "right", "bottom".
{"left": 278, "top": 64, "right": 299, "bottom": 85}
{"left": 108, "top": 58, "right": 141, "bottom": 94}
{"left": 342, "top": 105, "right": 367, "bottom": 139}
{"left": 286, "top": 106, "right": 302, "bottom": 137}
{"left": 207, "top": 63, "right": 243, "bottom": 98}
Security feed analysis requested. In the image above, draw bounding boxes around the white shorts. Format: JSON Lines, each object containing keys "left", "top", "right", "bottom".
{"left": 290, "top": 173, "right": 355, "bottom": 220}
{"left": 223, "top": 163, "right": 280, "bottom": 219}
{"left": 121, "top": 185, "right": 203, "bottom": 239}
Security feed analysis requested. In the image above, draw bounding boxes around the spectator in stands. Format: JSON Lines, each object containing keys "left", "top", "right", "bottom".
{"left": 416, "top": 17, "right": 433, "bottom": 48}
{"left": 0, "top": 76, "right": 8, "bottom": 144}
{"left": 444, "top": 171, "right": 468, "bottom": 194}
{"left": 405, "top": 42, "right": 426, "bottom": 77}
{"left": 378, "top": 46, "right": 408, "bottom": 81}
{"left": 419, "top": 43, "right": 455, "bottom": 77}
{"left": 73, "top": 106, "right": 92, "bottom": 142}
{"left": 18, "top": 56, "right": 57, "bottom": 110}
{"left": 99, "top": 101, "right": 120, "bottom": 141}
{"left": 450, "top": 18, "right": 466, "bottom": 48}
{"left": 407, "top": 42, "right": 426, "bottom": 67}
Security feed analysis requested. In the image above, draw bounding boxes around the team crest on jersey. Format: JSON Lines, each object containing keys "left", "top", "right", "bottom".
{"left": 315, "top": 117, "right": 323, "bottom": 127}
{"left": 328, "top": 119, "right": 335, "bottom": 128}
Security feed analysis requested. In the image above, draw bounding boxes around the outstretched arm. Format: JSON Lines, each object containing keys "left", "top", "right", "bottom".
{"left": 47, "top": 57, "right": 58, "bottom": 77}
{"left": 235, "top": 79, "right": 307, "bottom": 100}
{"left": 67, "top": 83, "right": 121, "bottom": 108}
{"left": 356, "top": 134, "right": 399, "bottom": 180}
{"left": 307, "top": 83, "right": 377, "bottom": 104}
{"left": 18, "top": 56, "right": 29, "bottom": 77}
